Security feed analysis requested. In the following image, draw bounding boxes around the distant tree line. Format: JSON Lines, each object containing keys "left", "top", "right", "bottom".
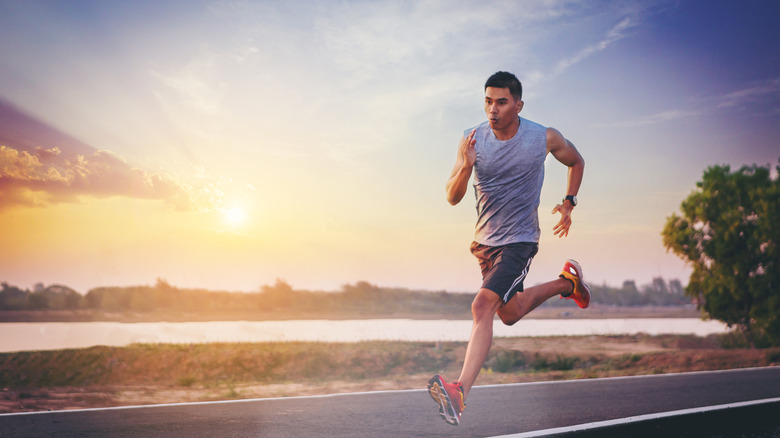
{"left": 575, "top": 278, "right": 688, "bottom": 307}
{"left": 0, "top": 283, "right": 82, "bottom": 310}
{"left": 0, "top": 277, "right": 690, "bottom": 313}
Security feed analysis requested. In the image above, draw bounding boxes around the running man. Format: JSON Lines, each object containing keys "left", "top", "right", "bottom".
{"left": 428, "top": 71, "right": 591, "bottom": 426}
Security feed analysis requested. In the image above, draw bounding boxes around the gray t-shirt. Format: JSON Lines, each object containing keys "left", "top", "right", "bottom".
{"left": 466, "top": 117, "right": 547, "bottom": 246}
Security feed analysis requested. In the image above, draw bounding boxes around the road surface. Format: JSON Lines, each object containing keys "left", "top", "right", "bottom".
{"left": 1, "top": 367, "right": 778, "bottom": 437}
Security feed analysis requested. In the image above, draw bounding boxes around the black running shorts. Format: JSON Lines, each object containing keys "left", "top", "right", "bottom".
{"left": 470, "top": 241, "right": 539, "bottom": 303}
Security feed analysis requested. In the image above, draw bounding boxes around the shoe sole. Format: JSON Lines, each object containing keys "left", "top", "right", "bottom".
{"left": 427, "top": 375, "right": 460, "bottom": 426}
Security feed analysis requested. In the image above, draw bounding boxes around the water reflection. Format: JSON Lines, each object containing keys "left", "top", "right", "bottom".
{"left": 1, "top": 318, "right": 729, "bottom": 352}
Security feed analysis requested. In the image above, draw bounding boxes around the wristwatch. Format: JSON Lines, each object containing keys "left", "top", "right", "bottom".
{"left": 563, "top": 195, "right": 577, "bottom": 206}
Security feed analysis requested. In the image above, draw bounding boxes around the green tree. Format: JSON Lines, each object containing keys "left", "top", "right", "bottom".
{"left": 662, "top": 162, "right": 779, "bottom": 346}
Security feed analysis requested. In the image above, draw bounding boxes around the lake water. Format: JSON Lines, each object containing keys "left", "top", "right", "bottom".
{"left": 0, "top": 318, "right": 730, "bottom": 353}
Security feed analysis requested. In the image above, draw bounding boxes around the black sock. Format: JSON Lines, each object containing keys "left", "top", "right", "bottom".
{"left": 559, "top": 275, "right": 575, "bottom": 296}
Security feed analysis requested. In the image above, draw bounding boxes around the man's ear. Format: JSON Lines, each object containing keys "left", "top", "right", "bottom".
{"left": 516, "top": 100, "right": 524, "bottom": 114}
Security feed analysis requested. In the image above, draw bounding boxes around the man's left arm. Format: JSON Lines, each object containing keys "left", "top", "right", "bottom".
{"left": 546, "top": 127, "right": 585, "bottom": 238}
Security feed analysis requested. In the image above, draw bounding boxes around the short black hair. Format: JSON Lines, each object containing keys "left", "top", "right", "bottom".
{"left": 485, "top": 71, "right": 522, "bottom": 101}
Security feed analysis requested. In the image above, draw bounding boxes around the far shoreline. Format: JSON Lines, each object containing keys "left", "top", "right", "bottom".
{"left": 0, "top": 305, "right": 701, "bottom": 323}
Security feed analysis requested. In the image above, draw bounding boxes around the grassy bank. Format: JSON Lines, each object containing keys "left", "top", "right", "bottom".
{"left": 1, "top": 334, "right": 778, "bottom": 413}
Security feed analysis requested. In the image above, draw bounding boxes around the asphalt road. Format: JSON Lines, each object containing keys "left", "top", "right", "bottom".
{"left": 1, "top": 367, "right": 779, "bottom": 438}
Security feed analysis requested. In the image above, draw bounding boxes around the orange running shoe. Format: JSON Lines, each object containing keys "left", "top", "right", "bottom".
{"left": 559, "top": 259, "right": 591, "bottom": 309}
{"left": 427, "top": 374, "right": 466, "bottom": 426}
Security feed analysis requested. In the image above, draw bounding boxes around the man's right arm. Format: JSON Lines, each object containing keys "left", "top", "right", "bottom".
{"left": 445, "top": 129, "right": 476, "bottom": 205}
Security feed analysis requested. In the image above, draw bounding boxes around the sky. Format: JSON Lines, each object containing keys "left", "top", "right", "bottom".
{"left": 1, "top": 0, "right": 778, "bottom": 294}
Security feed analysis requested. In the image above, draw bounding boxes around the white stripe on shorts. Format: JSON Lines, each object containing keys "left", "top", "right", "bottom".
{"left": 502, "top": 255, "right": 534, "bottom": 302}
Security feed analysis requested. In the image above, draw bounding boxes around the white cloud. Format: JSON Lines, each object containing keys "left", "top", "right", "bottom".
{"left": 598, "top": 77, "right": 780, "bottom": 128}
{"left": 717, "top": 77, "right": 780, "bottom": 110}
{"left": 595, "top": 109, "right": 705, "bottom": 128}
{"left": 521, "top": 1, "right": 677, "bottom": 92}
{"left": 552, "top": 16, "right": 639, "bottom": 77}
{"left": 0, "top": 145, "right": 214, "bottom": 211}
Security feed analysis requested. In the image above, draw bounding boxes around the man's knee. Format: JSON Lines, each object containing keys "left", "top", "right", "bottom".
{"left": 471, "top": 289, "right": 501, "bottom": 321}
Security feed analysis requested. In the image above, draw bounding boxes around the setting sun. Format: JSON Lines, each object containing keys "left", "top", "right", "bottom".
{"left": 222, "top": 207, "right": 248, "bottom": 228}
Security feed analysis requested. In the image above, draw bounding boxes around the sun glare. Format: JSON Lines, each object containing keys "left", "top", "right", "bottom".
{"left": 222, "top": 207, "right": 248, "bottom": 227}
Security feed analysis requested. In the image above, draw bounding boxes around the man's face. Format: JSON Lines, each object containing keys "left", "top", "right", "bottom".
{"left": 484, "top": 87, "right": 523, "bottom": 131}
